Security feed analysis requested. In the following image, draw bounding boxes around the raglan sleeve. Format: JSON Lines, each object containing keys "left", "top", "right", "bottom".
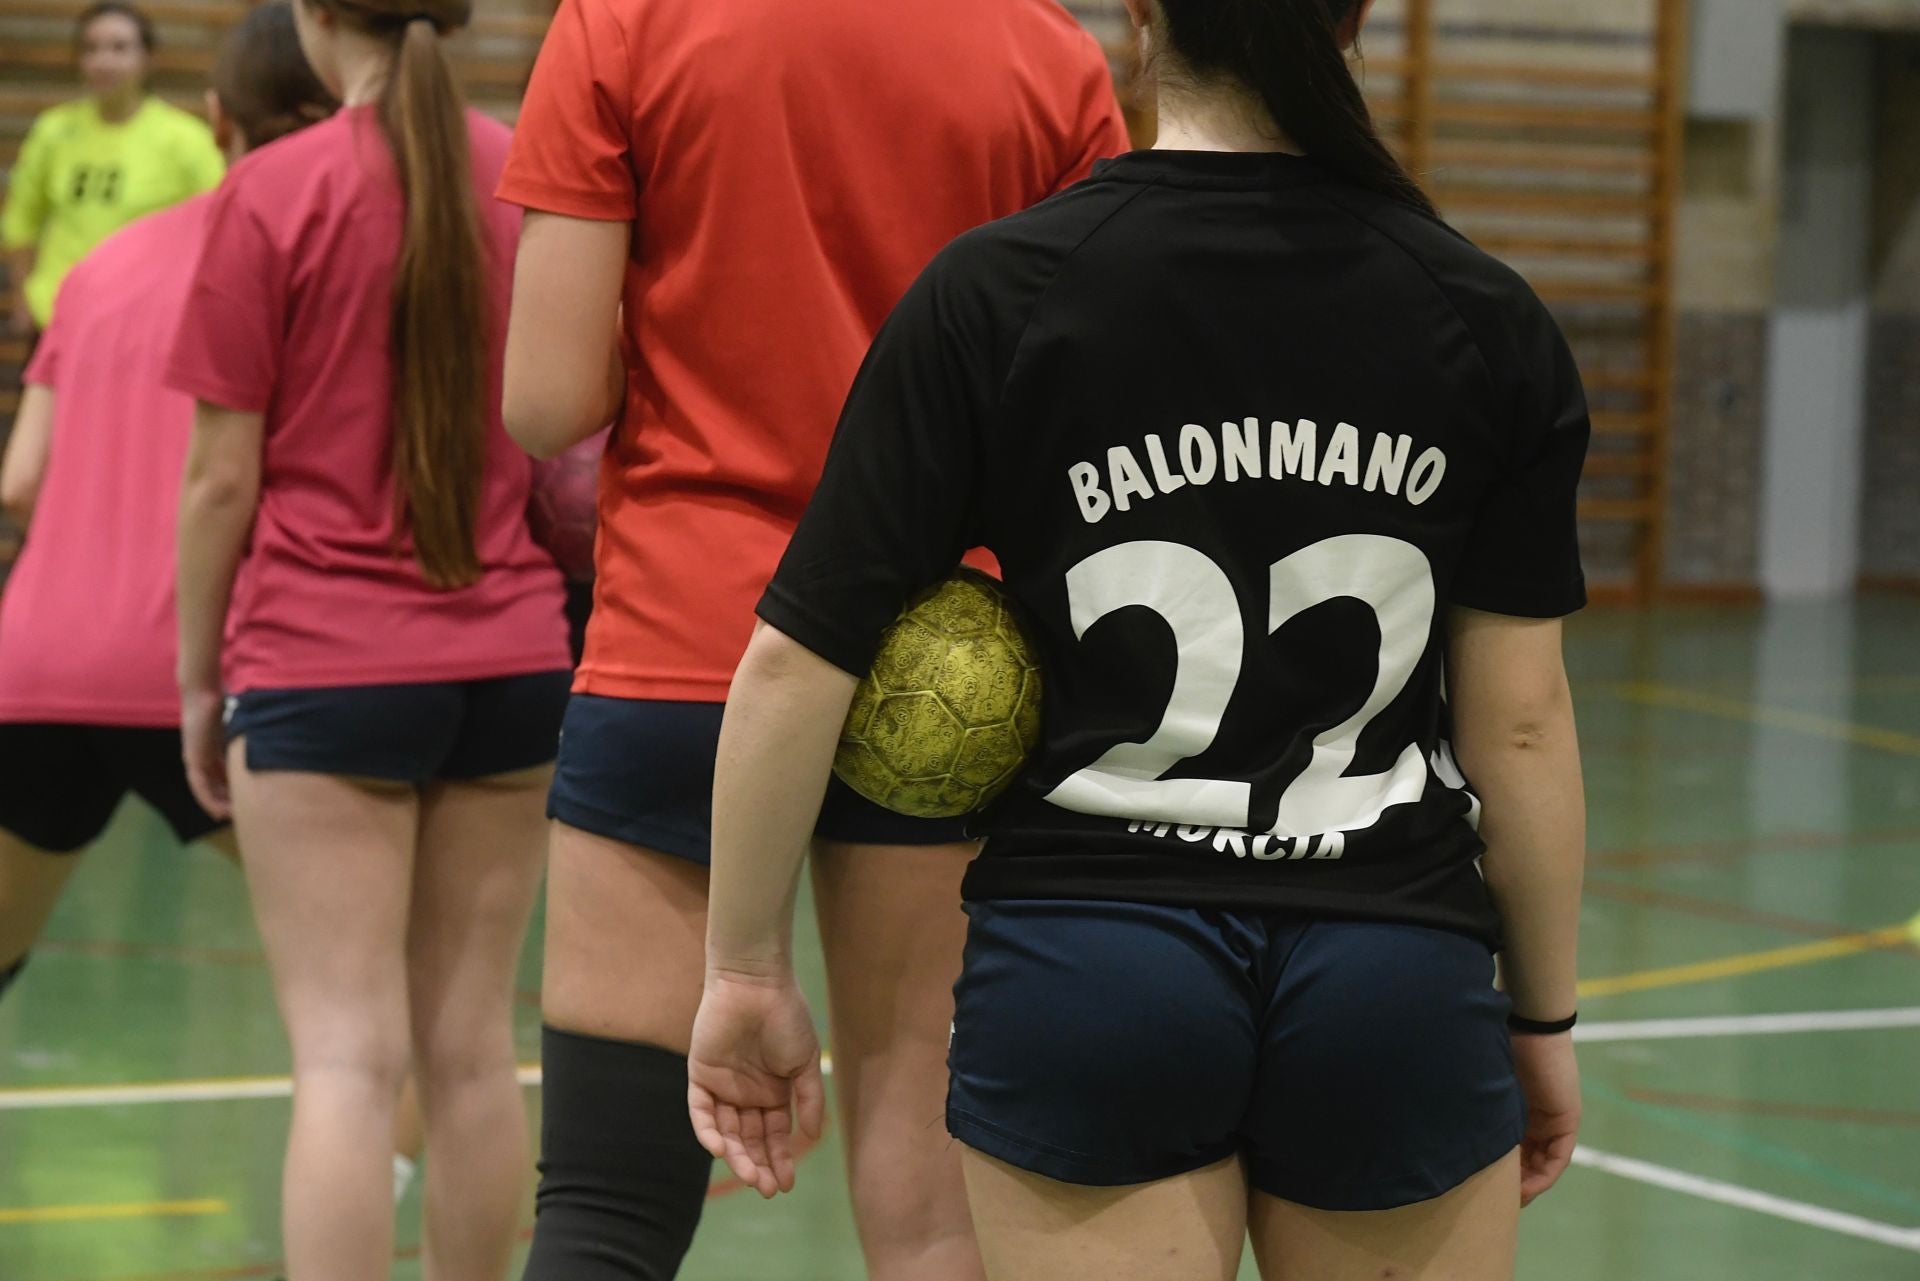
{"left": 1447, "top": 286, "right": 1591, "bottom": 618}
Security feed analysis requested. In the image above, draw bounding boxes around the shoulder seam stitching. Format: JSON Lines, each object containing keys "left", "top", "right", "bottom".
{"left": 1300, "top": 183, "right": 1504, "bottom": 411}
{"left": 994, "top": 180, "right": 1154, "bottom": 415}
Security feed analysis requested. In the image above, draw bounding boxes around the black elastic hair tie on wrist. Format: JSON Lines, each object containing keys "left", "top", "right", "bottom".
{"left": 1507, "top": 1011, "right": 1578, "bottom": 1035}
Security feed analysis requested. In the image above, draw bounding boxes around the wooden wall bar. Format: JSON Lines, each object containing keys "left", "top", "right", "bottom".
{"left": 1, "top": 0, "right": 1689, "bottom": 597}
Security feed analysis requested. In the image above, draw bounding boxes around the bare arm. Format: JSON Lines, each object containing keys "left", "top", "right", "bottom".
{"left": 709, "top": 621, "right": 859, "bottom": 972}
{"left": 687, "top": 621, "right": 854, "bottom": 1196}
{"left": 178, "top": 403, "right": 262, "bottom": 693}
{"left": 502, "top": 211, "right": 628, "bottom": 460}
{"left": 1447, "top": 608, "right": 1584, "bottom": 1020}
{"left": 0, "top": 383, "right": 54, "bottom": 526}
{"left": 176, "top": 402, "right": 263, "bottom": 816}
{"left": 1446, "top": 605, "right": 1584, "bottom": 1205}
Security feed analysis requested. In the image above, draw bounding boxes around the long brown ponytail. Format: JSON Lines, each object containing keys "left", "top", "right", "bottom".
{"left": 1156, "top": 0, "right": 1437, "bottom": 217}
{"left": 317, "top": 0, "right": 487, "bottom": 588}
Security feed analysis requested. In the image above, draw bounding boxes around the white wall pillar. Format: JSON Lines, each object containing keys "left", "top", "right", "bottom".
{"left": 1761, "top": 27, "right": 1875, "bottom": 599}
{"left": 1691, "top": 0, "right": 1786, "bottom": 121}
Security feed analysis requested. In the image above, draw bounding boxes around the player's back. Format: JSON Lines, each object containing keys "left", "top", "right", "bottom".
{"left": 959, "top": 152, "right": 1591, "bottom": 934}
{"left": 167, "top": 109, "right": 569, "bottom": 695}
{"left": 506, "top": 0, "right": 1126, "bottom": 702}
{"left": 0, "top": 196, "right": 211, "bottom": 725}
{"left": 613, "top": 0, "right": 1120, "bottom": 502}
{"left": 769, "top": 149, "right": 1589, "bottom": 939}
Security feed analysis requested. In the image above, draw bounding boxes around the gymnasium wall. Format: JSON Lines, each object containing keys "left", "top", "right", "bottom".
{"left": 0, "top": 0, "right": 565, "bottom": 567}
{"left": 1797, "top": 0, "right": 1920, "bottom": 25}
{"left": 1636, "top": 0, "right": 1920, "bottom": 592}
{"left": 1664, "top": 3, "right": 1777, "bottom": 592}
{"left": 1862, "top": 34, "right": 1920, "bottom": 583}
{"left": 3, "top": 0, "right": 1917, "bottom": 592}
{"left": 1520, "top": 11, "right": 1920, "bottom": 595}
{"left": 1432, "top": 0, "right": 1751, "bottom": 593}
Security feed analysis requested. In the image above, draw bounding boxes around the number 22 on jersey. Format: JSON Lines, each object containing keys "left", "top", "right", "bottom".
{"left": 1043, "top": 535, "right": 1434, "bottom": 840}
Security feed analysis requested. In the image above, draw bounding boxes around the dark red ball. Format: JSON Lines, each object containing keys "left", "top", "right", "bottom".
{"left": 528, "top": 428, "right": 609, "bottom": 582}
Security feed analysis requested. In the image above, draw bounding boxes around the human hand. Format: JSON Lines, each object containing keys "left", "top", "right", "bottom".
{"left": 1511, "top": 1030, "right": 1581, "bottom": 1205}
{"left": 687, "top": 968, "right": 825, "bottom": 1199}
{"left": 180, "top": 686, "right": 232, "bottom": 819}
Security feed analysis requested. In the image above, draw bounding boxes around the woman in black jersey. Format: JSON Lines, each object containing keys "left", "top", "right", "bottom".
{"left": 688, "top": 0, "right": 1587, "bottom": 1275}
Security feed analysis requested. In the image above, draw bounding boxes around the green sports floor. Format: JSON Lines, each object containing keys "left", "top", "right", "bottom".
{"left": 3, "top": 596, "right": 1917, "bottom": 1281}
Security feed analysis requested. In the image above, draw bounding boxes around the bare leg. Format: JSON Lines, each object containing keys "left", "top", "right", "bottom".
{"left": 519, "top": 822, "right": 714, "bottom": 1281}
{"left": 409, "top": 767, "right": 551, "bottom": 1281}
{"left": 961, "top": 1149, "right": 1245, "bottom": 1281}
{"left": 1247, "top": 1149, "right": 1520, "bottom": 1281}
{"left": 200, "top": 824, "right": 427, "bottom": 1178}
{"left": 394, "top": 1075, "right": 426, "bottom": 1172}
{"left": 812, "top": 839, "right": 983, "bottom": 1281}
{"left": 230, "top": 746, "right": 417, "bottom": 1281}
{"left": 0, "top": 830, "right": 81, "bottom": 971}
{"left": 540, "top": 822, "right": 706, "bottom": 1048}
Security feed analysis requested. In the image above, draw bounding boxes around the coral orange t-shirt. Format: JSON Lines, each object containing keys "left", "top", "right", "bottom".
{"left": 168, "top": 109, "right": 570, "bottom": 694}
{"left": 497, "top": 0, "right": 1129, "bottom": 702}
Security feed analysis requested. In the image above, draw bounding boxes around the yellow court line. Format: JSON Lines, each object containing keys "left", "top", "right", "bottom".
{"left": 1579, "top": 923, "right": 1918, "bottom": 1000}
{"left": 1610, "top": 681, "right": 1920, "bottom": 757}
{"left": 0, "top": 1064, "right": 537, "bottom": 1110}
{"left": 0, "top": 1199, "right": 228, "bottom": 1225}
{"left": 0, "top": 1072, "right": 291, "bottom": 1097}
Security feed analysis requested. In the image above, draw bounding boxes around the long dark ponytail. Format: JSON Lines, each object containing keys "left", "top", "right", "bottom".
{"left": 1156, "top": 0, "right": 1436, "bottom": 216}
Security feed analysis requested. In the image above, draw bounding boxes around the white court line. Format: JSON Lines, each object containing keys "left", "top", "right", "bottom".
{"left": 0, "top": 1057, "right": 840, "bottom": 1111}
{"left": 1578, "top": 1007, "right": 1920, "bottom": 1043}
{"left": 6, "top": 1012, "right": 1919, "bottom": 1109}
{"left": 8, "top": 1011, "right": 1919, "bottom": 1109}
{"left": 1573, "top": 1147, "right": 1920, "bottom": 1253}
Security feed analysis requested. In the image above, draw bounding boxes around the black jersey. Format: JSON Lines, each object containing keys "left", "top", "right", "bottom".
{"left": 759, "top": 150, "right": 1589, "bottom": 943}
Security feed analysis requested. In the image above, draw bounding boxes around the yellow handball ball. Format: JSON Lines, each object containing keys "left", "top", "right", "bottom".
{"left": 834, "top": 568, "right": 1044, "bottom": 818}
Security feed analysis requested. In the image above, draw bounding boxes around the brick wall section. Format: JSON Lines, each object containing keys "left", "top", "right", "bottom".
{"left": 1860, "top": 315, "right": 1920, "bottom": 579}
{"left": 1665, "top": 313, "right": 1767, "bottom": 585}
{"left": 1859, "top": 37, "right": 1920, "bottom": 584}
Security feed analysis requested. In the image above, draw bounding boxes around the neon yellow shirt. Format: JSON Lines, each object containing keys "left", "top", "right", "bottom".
{"left": 1, "top": 96, "right": 225, "bottom": 326}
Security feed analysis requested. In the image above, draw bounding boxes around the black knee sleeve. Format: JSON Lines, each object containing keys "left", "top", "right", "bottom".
{"left": 521, "top": 1026, "right": 712, "bottom": 1281}
{"left": 0, "top": 955, "right": 25, "bottom": 1002}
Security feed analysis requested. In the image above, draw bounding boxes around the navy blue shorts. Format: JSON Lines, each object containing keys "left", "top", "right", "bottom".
{"left": 946, "top": 901, "right": 1524, "bottom": 1211}
{"left": 226, "top": 672, "right": 572, "bottom": 783}
{"left": 547, "top": 694, "right": 971, "bottom": 864}
{"left": 0, "top": 723, "right": 224, "bottom": 853}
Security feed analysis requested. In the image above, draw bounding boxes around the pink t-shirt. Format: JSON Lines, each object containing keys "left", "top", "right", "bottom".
{"left": 0, "top": 197, "right": 212, "bottom": 726}
{"left": 167, "top": 108, "right": 569, "bottom": 693}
